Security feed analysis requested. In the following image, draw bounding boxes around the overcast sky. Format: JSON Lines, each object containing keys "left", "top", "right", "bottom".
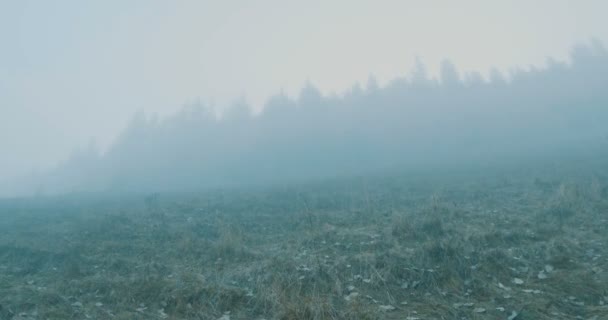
{"left": 1, "top": 0, "right": 608, "bottom": 181}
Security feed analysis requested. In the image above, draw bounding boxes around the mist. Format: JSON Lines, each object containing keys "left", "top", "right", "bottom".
{"left": 4, "top": 41, "right": 606, "bottom": 197}
{"left": 5, "top": 3, "right": 608, "bottom": 318}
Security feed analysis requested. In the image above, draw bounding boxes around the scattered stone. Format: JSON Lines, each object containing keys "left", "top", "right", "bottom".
{"left": 158, "top": 309, "right": 168, "bottom": 319}
{"left": 544, "top": 265, "right": 554, "bottom": 273}
{"left": 95, "top": 302, "right": 103, "bottom": 307}
{"left": 378, "top": 305, "right": 395, "bottom": 312}
{"left": 508, "top": 311, "right": 519, "bottom": 320}
{"left": 474, "top": 307, "right": 486, "bottom": 313}
{"left": 498, "top": 282, "right": 511, "bottom": 291}
{"left": 71, "top": 301, "right": 83, "bottom": 308}
{"left": 496, "top": 307, "right": 505, "bottom": 312}
{"left": 344, "top": 292, "right": 359, "bottom": 302}
{"left": 453, "top": 302, "right": 474, "bottom": 308}
{"left": 297, "top": 265, "right": 312, "bottom": 272}
{"left": 512, "top": 278, "right": 524, "bottom": 285}
{"left": 537, "top": 270, "right": 548, "bottom": 279}
{"left": 217, "top": 314, "right": 230, "bottom": 320}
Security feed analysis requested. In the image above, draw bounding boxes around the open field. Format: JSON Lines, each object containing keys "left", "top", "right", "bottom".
{"left": 1, "top": 159, "right": 607, "bottom": 319}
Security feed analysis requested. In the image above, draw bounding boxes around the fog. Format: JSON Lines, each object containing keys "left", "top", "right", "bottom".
{"left": 4, "top": 1, "right": 608, "bottom": 186}
{"left": 4, "top": 42, "right": 607, "bottom": 197}
{"left": 4, "top": 4, "right": 608, "bottom": 318}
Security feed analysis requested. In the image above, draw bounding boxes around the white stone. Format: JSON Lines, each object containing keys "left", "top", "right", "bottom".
{"left": 378, "top": 305, "right": 395, "bottom": 312}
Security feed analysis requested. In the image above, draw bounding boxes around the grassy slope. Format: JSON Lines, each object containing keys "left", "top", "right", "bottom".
{"left": 0, "top": 160, "right": 607, "bottom": 319}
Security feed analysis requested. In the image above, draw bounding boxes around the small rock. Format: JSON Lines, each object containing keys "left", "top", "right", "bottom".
{"left": 158, "top": 309, "right": 168, "bottom": 319}
{"left": 537, "top": 271, "right": 548, "bottom": 279}
{"left": 71, "top": 302, "right": 83, "bottom": 308}
{"left": 344, "top": 292, "right": 359, "bottom": 302}
{"left": 474, "top": 307, "right": 486, "bottom": 313}
{"left": 508, "top": 311, "right": 519, "bottom": 320}
{"left": 453, "top": 302, "right": 474, "bottom": 308}
{"left": 498, "top": 282, "right": 511, "bottom": 291}
{"left": 496, "top": 307, "right": 505, "bottom": 312}
{"left": 512, "top": 278, "right": 524, "bottom": 285}
{"left": 378, "top": 305, "right": 395, "bottom": 312}
{"left": 95, "top": 302, "right": 103, "bottom": 307}
{"left": 544, "top": 265, "right": 554, "bottom": 273}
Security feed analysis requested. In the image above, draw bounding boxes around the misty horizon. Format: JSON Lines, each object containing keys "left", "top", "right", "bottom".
{"left": 4, "top": 0, "right": 608, "bottom": 187}
{"left": 2, "top": 41, "right": 607, "bottom": 197}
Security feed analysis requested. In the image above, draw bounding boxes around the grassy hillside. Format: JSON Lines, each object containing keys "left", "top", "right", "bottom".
{"left": 1, "top": 159, "right": 607, "bottom": 319}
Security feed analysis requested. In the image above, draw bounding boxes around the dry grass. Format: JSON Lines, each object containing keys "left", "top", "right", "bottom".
{"left": 1, "top": 161, "right": 607, "bottom": 319}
